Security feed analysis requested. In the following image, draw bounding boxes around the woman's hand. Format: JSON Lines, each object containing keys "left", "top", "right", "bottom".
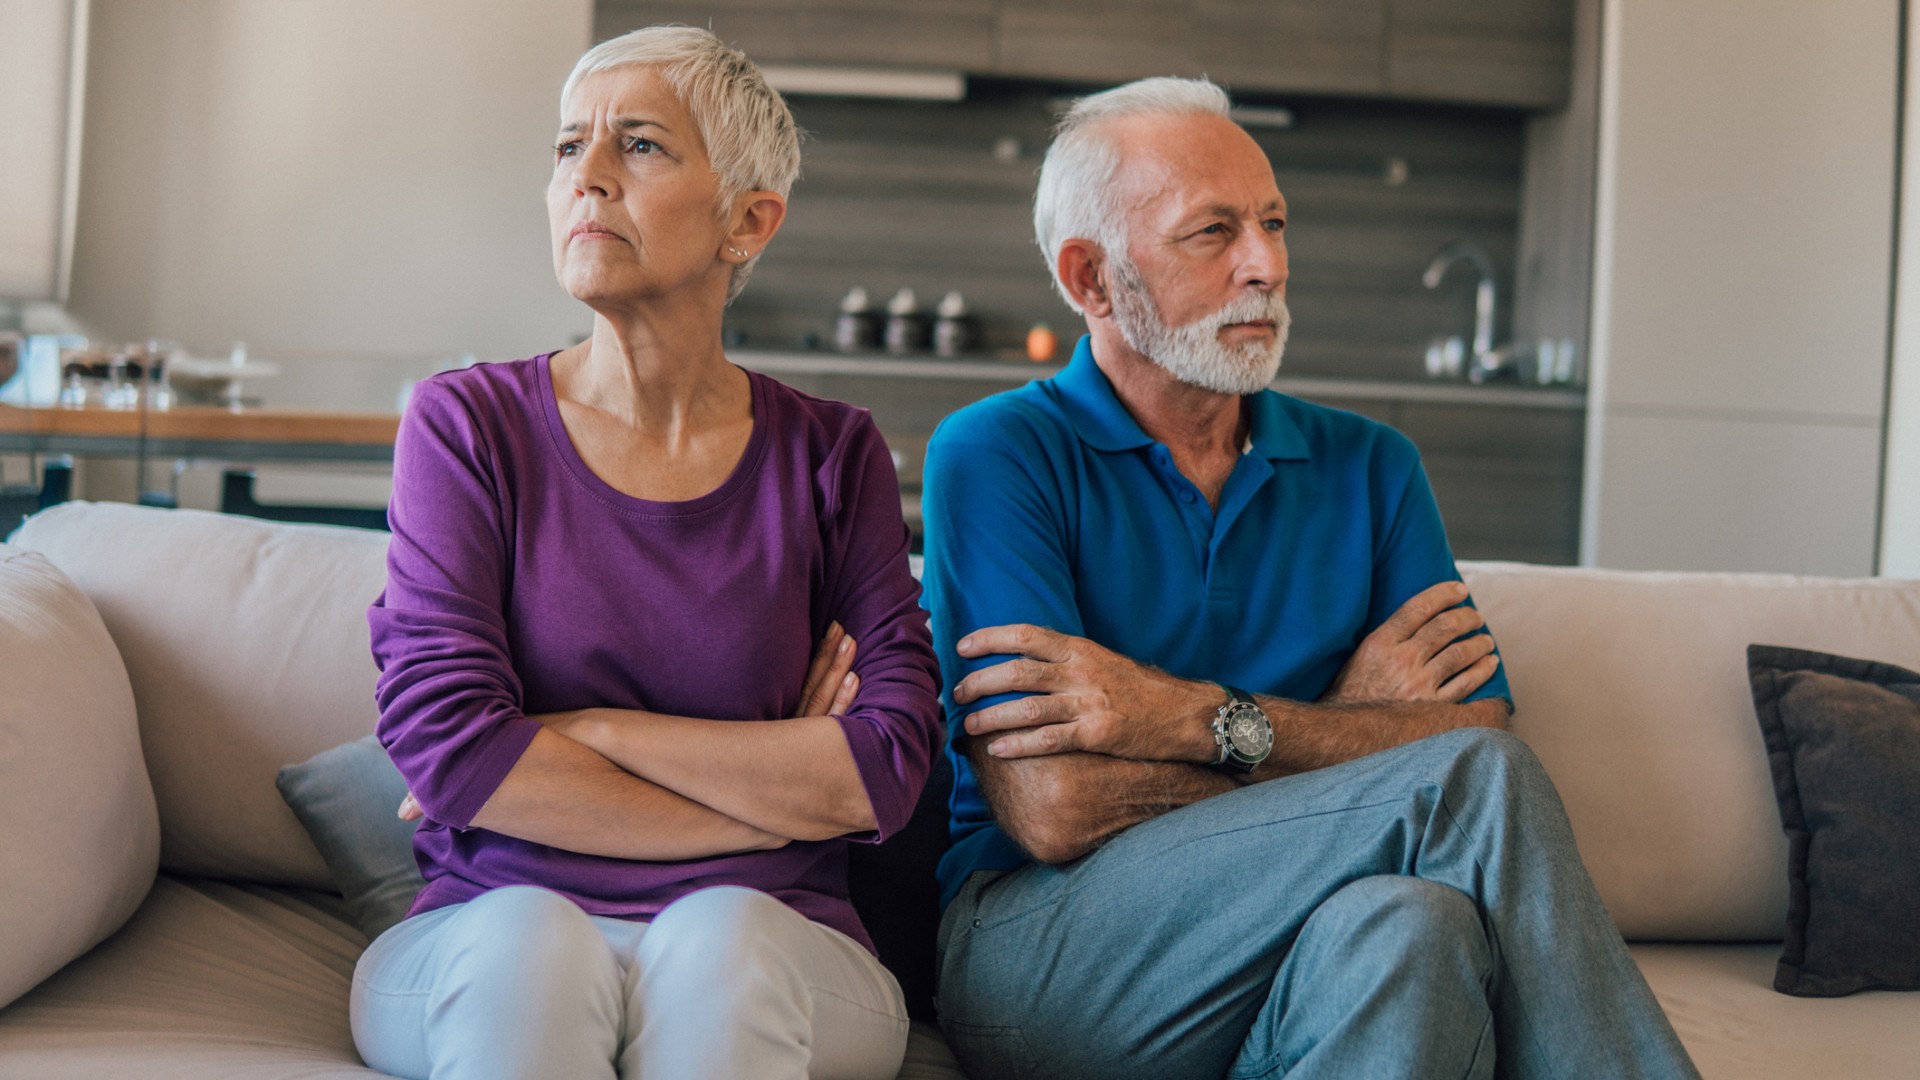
{"left": 794, "top": 621, "right": 860, "bottom": 718}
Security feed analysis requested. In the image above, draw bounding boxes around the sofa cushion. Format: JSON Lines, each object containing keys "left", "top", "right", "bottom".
{"left": 1747, "top": 645, "right": 1920, "bottom": 996}
{"left": 1631, "top": 943, "right": 1920, "bottom": 1079}
{"left": 0, "top": 546, "right": 159, "bottom": 1010}
{"left": 0, "top": 875, "right": 387, "bottom": 1077}
{"left": 277, "top": 736, "right": 425, "bottom": 942}
{"left": 1459, "top": 562, "right": 1920, "bottom": 941}
{"left": 0, "top": 874, "right": 965, "bottom": 1080}
{"left": 10, "top": 503, "right": 391, "bottom": 888}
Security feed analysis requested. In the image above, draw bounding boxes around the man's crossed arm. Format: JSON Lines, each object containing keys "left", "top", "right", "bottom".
{"left": 954, "top": 582, "right": 1511, "bottom": 864}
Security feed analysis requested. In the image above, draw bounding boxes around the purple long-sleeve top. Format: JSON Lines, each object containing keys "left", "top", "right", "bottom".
{"left": 367, "top": 353, "right": 941, "bottom": 952}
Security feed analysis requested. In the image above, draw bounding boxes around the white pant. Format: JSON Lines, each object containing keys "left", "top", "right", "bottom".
{"left": 350, "top": 885, "right": 909, "bottom": 1080}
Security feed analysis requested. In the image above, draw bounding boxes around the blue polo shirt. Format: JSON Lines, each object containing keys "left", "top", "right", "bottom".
{"left": 920, "top": 336, "right": 1511, "bottom": 907}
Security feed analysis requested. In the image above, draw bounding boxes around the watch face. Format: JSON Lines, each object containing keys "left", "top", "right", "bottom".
{"left": 1227, "top": 706, "right": 1272, "bottom": 758}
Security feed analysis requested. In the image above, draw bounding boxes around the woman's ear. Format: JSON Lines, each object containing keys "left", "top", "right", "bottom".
{"left": 1057, "top": 239, "right": 1113, "bottom": 318}
{"left": 724, "top": 190, "right": 787, "bottom": 262}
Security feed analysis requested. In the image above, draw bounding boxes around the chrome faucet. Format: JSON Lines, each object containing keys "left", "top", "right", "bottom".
{"left": 1422, "top": 241, "right": 1499, "bottom": 373}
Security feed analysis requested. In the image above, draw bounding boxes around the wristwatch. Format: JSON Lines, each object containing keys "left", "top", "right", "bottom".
{"left": 1211, "top": 684, "right": 1272, "bottom": 773}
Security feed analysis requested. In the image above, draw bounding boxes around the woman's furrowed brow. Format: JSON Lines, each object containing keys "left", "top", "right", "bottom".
{"left": 555, "top": 118, "right": 673, "bottom": 136}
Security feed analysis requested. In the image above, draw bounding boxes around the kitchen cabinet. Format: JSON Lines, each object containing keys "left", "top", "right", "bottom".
{"left": 993, "top": 0, "right": 1198, "bottom": 86}
{"left": 1191, "top": 0, "right": 1388, "bottom": 97}
{"left": 1386, "top": 0, "right": 1574, "bottom": 108}
{"left": 993, "top": 0, "right": 1386, "bottom": 96}
{"left": 596, "top": 0, "right": 1573, "bottom": 110}
{"left": 594, "top": 0, "right": 996, "bottom": 71}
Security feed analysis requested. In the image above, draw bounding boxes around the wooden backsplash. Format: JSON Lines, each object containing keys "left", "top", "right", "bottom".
{"left": 720, "top": 81, "right": 1525, "bottom": 383}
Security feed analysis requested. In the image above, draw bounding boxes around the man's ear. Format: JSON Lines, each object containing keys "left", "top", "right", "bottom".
{"left": 1056, "top": 239, "right": 1114, "bottom": 318}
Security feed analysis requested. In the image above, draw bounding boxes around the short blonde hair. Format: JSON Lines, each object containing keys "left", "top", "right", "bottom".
{"left": 563, "top": 26, "right": 801, "bottom": 302}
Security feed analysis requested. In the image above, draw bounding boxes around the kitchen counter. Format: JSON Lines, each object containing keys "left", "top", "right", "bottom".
{"left": 0, "top": 405, "right": 399, "bottom": 463}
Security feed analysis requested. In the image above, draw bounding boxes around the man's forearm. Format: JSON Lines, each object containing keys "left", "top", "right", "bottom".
{"left": 970, "top": 739, "right": 1235, "bottom": 864}
{"left": 1242, "top": 695, "right": 1511, "bottom": 783}
{"left": 466, "top": 727, "right": 786, "bottom": 860}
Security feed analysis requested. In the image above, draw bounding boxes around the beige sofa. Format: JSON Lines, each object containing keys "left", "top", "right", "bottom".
{"left": 1, "top": 501, "right": 1915, "bottom": 1078}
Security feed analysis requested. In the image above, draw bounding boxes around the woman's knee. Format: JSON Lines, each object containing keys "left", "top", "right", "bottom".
{"left": 645, "top": 887, "right": 802, "bottom": 954}
{"left": 355, "top": 888, "right": 625, "bottom": 1078}
{"left": 443, "top": 886, "right": 617, "bottom": 985}
{"left": 638, "top": 887, "right": 808, "bottom": 994}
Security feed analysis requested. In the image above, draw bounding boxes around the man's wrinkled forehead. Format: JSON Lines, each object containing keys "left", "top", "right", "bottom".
{"left": 1103, "top": 112, "right": 1285, "bottom": 229}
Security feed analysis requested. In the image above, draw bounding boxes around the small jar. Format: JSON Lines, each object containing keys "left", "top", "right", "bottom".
{"left": 58, "top": 362, "right": 90, "bottom": 408}
{"left": 104, "top": 352, "right": 144, "bottom": 410}
{"left": 883, "top": 288, "right": 930, "bottom": 355}
{"left": 832, "top": 287, "right": 880, "bottom": 352}
{"left": 932, "top": 291, "right": 977, "bottom": 358}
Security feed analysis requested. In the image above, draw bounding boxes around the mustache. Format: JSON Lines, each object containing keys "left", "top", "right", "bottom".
{"left": 1188, "top": 290, "right": 1289, "bottom": 333}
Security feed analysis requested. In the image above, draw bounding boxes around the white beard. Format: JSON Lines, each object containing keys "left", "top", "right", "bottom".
{"left": 1108, "top": 259, "right": 1289, "bottom": 395}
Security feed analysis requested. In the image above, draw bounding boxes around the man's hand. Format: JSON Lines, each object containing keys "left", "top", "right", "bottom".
{"left": 395, "top": 624, "right": 864, "bottom": 823}
{"left": 954, "top": 624, "right": 1219, "bottom": 762}
{"left": 1322, "top": 582, "right": 1499, "bottom": 706}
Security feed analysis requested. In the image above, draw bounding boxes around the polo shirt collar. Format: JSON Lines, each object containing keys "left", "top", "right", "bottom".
{"left": 1053, "top": 336, "right": 1153, "bottom": 452}
{"left": 1053, "top": 335, "right": 1311, "bottom": 461}
{"left": 1246, "top": 380, "right": 1311, "bottom": 461}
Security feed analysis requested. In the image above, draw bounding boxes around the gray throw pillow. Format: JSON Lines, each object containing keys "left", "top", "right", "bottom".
{"left": 1747, "top": 644, "right": 1920, "bottom": 997}
{"left": 275, "top": 735, "right": 426, "bottom": 942}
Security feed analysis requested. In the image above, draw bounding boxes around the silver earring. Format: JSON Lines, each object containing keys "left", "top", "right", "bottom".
{"left": 728, "top": 246, "right": 748, "bottom": 258}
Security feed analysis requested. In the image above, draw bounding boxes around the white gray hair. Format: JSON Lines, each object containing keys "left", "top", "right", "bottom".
{"left": 1032, "top": 77, "right": 1232, "bottom": 312}
{"left": 563, "top": 26, "right": 801, "bottom": 303}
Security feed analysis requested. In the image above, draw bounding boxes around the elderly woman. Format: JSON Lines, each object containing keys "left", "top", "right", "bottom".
{"left": 354, "top": 26, "right": 939, "bottom": 1080}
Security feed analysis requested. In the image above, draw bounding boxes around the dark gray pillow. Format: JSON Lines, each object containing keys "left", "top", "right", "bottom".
{"left": 276, "top": 735, "right": 425, "bottom": 942}
{"left": 1747, "top": 645, "right": 1920, "bottom": 997}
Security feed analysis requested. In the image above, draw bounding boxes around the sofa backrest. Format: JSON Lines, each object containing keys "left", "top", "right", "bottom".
{"left": 1462, "top": 561, "right": 1920, "bottom": 942}
{"left": 11, "top": 502, "right": 390, "bottom": 888}
{"left": 18, "top": 502, "right": 1920, "bottom": 942}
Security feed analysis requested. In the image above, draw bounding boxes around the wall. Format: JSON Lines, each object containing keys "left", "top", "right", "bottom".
{"left": 1582, "top": 0, "right": 1899, "bottom": 575}
{"left": 1885, "top": 2, "right": 1920, "bottom": 578}
{"left": 728, "top": 86, "right": 1529, "bottom": 383}
{"left": 64, "top": 0, "right": 595, "bottom": 408}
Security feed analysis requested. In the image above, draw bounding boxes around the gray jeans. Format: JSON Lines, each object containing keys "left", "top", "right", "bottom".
{"left": 936, "top": 728, "right": 1699, "bottom": 1080}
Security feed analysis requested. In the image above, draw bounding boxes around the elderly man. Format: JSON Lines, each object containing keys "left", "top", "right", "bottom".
{"left": 920, "top": 78, "right": 1698, "bottom": 1080}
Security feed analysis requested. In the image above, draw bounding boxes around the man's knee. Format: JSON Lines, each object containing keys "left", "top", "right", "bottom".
{"left": 1320, "top": 875, "right": 1483, "bottom": 943}
{"left": 1424, "top": 726, "right": 1553, "bottom": 796}
{"left": 1306, "top": 876, "right": 1492, "bottom": 987}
